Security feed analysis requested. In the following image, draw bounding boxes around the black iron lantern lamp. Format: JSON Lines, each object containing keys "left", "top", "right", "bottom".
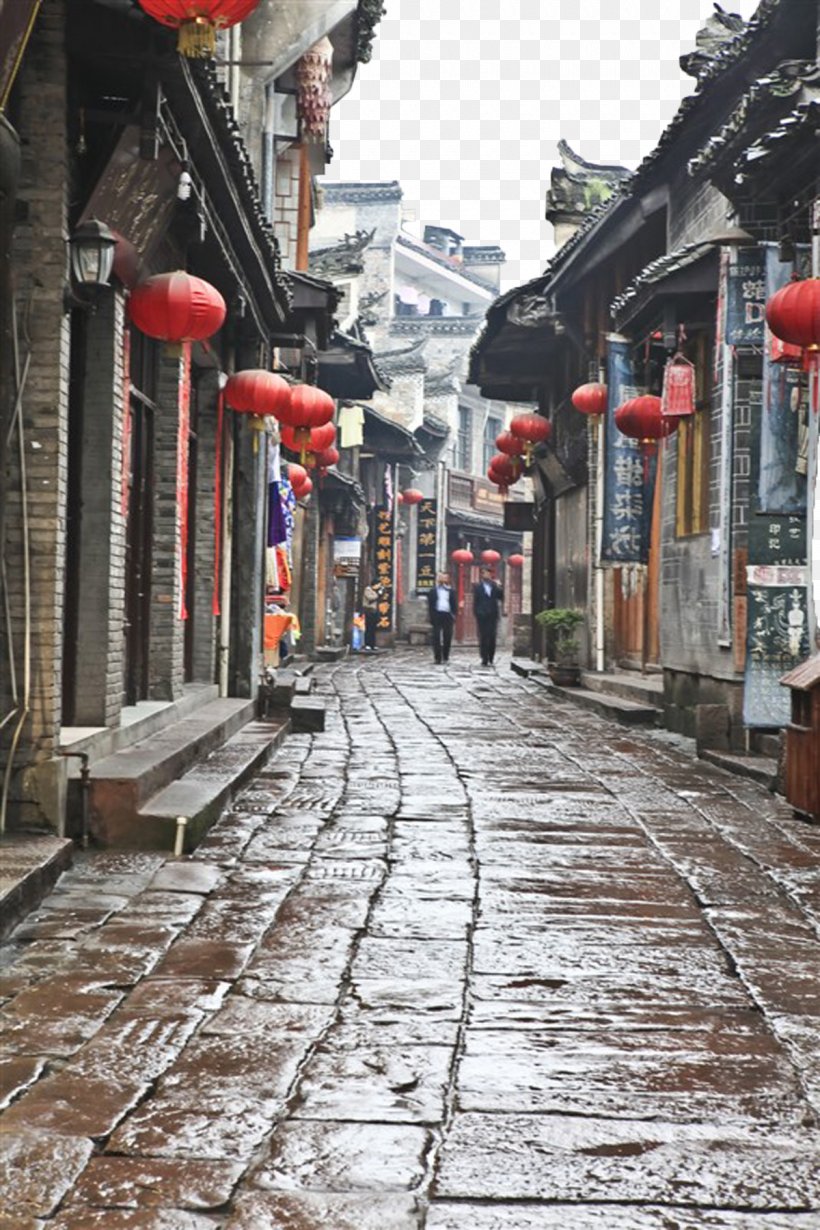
{"left": 68, "top": 217, "right": 117, "bottom": 296}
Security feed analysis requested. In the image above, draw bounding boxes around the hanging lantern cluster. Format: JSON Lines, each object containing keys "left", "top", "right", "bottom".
{"left": 287, "top": 462, "right": 312, "bottom": 502}
{"left": 571, "top": 383, "right": 608, "bottom": 416}
{"left": 277, "top": 386, "right": 335, "bottom": 462}
{"left": 128, "top": 271, "right": 226, "bottom": 347}
{"left": 487, "top": 453, "right": 522, "bottom": 497}
{"left": 766, "top": 276, "right": 820, "bottom": 410}
{"left": 509, "top": 413, "right": 551, "bottom": 465}
{"left": 135, "top": 0, "right": 261, "bottom": 58}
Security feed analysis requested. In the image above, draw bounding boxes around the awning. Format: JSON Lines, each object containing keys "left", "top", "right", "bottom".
{"left": 611, "top": 242, "right": 719, "bottom": 332}
{"left": 467, "top": 275, "right": 561, "bottom": 401}
{"left": 362, "top": 405, "right": 425, "bottom": 462}
{"left": 318, "top": 330, "right": 387, "bottom": 400}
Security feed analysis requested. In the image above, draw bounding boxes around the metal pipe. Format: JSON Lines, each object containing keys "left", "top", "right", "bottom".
{"left": 174, "top": 815, "right": 188, "bottom": 857}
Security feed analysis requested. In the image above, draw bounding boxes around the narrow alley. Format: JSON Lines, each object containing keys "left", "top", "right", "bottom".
{"left": 3, "top": 651, "right": 820, "bottom": 1228}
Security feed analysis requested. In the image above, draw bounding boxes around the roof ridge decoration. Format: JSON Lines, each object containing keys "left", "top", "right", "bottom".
{"left": 679, "top": 3, "right": 748, "bottom": 80}
{"left": 309, "top": 228, "right": 376, "bottom": 278}
{"left": 355, "top": 0, "right": 387, "bottom": 65}
{"left": 376, "top": 337, "right": 429, "bottom": 373}
{"left": 318, "top": 181, "right": 402, "bottom": 203}
{"left": 687, "top": 59, "right": 820, "bottom": 177}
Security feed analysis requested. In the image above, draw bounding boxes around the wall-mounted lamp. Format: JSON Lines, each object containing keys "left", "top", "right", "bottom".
{"left": 65, "top": 217, "right": 117, "bottom": 311}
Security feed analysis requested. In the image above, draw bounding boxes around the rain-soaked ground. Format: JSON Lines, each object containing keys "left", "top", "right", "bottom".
{"left": 3, "top": 647, "right": 820, "bottom": 1229}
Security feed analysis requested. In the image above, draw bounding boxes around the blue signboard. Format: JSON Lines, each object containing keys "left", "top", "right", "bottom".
{"left": 725, "top": 248, "right": 766, "bottom": 346}
{"left": 601, "top": 337, "right": 647, "bottom": 564}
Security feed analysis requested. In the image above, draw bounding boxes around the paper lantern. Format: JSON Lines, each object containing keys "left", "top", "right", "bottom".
{"left": 135, "top": 0, "right": 261, "bottom": 57}
{"left": 508, "top": 553, "right": 524, "bottom": 567}
{"left": 509, "top": 413, "right": 551, "bottom": 464}
{"left": 451, "top": 548, "right": 474, "bottom": 565}
{"left": 614, "top": 395, "right": 677, "bottom": 445}
{"left": 481, "top": 549, "right": 501, "bottom": 564}
{"left": 571, "top": 383, "right": 608, "bottom": 416}
{"left": 277, "top": 386, "right": 335, "bottom": 460}
{"left": 401, "top": 488, "right": 424, "bottom": 506}
{"left": 128, "top": 271, "right": 226, "bottom": 343}
{"left": 766, "top": 277, "right": 820, "bottom": 351}
{"left": 224, "top": 370, "right": 291, "bottom": 420}
{"left": 495, "top": 430, "right": 525, "bottom": 457}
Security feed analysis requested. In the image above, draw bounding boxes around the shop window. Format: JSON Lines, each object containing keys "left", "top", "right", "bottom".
{"left": 456, "top": 406, "right": 471, "bottom": 472}
{"left": 675, "top": 333, "right": 711, "bottom": 537}
{"left": 483, "top": 415, "right": 501, "bottom": 472}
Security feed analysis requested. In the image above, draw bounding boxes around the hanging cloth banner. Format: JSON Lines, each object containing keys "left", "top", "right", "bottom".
{"left": 661, "top": 353, "right": 696, "bottom": 418}
{"left": 601, "top": 337, "right": 647, "bottom": 564}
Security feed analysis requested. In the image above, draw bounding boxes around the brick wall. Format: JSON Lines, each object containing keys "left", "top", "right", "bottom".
{"left": 272, "top": 147, "right": 301, "bottom": 268}
{"left": 0, "top": 3, "right": 71, "bottom": 828}
{"left": 149, "top": 350, "right": 186, "bottom": 702}
{"left": 73, "top": 290, "right": 126, "bottom": 726}
{"left": 190, "top": 367, "right": 219, "bottom": 684}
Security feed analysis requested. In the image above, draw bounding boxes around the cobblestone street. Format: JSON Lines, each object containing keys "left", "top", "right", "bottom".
{"left": 3, "top": 650, "right": 820, "bottom": 1228}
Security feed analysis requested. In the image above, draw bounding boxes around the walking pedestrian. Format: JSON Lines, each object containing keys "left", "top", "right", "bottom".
{"left": 362, "top": 581, "right": 382, "bottom": 652}
{"left": 473, "top": 565, "right": 503, "bottom": 666}
{"left": 427, "top": 571, "right": 457, "bottom": 664}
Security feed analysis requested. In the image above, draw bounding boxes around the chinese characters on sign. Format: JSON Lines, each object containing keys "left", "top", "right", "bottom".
{"left": 743, "top": 513, "right": 808, "bottom": 726}
{"left": 415, "top": 498, "right": 437, "bottom": 592}
{"left": 725, "top": 248, "right": 766, "bottom": 346}
{"left": 602, "top": 337, "right": 647, "bottom": 563}
{"left": 374, "top": 506, "right": 394, "bottom": 630}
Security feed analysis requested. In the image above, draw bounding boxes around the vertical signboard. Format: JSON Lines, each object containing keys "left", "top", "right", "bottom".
{"left": 601, "top": 337, "right": 646, "bottom": 564}
{"left": 743, "top": 514, "right": 808, "bottom": 726}
{"left": 415, "top": 497, "right": 437, "bottom": 591}
{"left": 725, "top": 248, "right": 766, "bottom": 346}
{"left": 374, "top": 506, "right": 394, "bottom": 630}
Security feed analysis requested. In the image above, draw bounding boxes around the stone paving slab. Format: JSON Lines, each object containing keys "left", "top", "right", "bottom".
{"left": 433, "top": 1112, "right": 820, "bottom": 1206}
{"left": 427, "top": 1205, "right": 820, "bottom": 1229}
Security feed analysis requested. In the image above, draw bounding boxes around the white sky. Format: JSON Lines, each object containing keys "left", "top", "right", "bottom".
{"left": 326, "top": 0, "right": 762, "bottom": 290}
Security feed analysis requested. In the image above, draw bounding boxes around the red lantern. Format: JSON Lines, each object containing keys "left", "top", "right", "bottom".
{"left": 128, "top": 271, "right": 226, "bottom": 343}
{"left": 401, "top": 488, "right": 424, "bottom": 506}
{"left": 280, "top": 422, "right": 334, "bottom": 456}
{"left": 313, "top": 445, "right": 339, "bottom": 473}
{"left": 614, "top": 395, "right": 677, "bottom": 445}
{"left": 571, "top": 383, "right": 608, "bottom": 416}
{"left": 495, "top": 430, "right": 525, "bottom": 457}
{"left": 508, "top": 553, "right": 524, "bottom": 567}
{"left": 766, "top": 277, "right": 820, "bottom": 351}
{"left": 767, "top": 278, "right": 820, "bottom": 411}
{"left": 481, "top": 549, "right": 501, "bottom": 564}
{"left": 287, "top": 463, "right": 308, "bottom": 493}
{"left": 135, "top": 0, "right": 261, "bottom": 58}
{"left": 615, "top": 394, "right": 678, "bottom": 478}
{"left": 451, "top": 548, "right": 473, "bottom": 565}
{"left": 509, "top": 413, "right": 551, "bottom": 464}
{"left": 295, "top": 475, "right": 313, "bottom": 500}
{"left": 225, "top": 370, "right": 291, "bottom": 420}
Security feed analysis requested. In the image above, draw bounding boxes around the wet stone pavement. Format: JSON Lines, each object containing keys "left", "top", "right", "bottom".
{"left": 3, "top": 648, "right": 820, "bottom": 1229}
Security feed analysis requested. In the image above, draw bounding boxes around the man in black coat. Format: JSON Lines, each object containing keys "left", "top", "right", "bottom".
{"left": 472, "top": 565, "right": 504, "bottom": 666}
{"left": 427, "top": 571, "right": 457, "bottom": 664}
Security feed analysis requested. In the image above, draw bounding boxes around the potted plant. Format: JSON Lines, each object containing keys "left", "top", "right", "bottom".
{"left": 535, "top": 607, "right": 584, "bottom": 686}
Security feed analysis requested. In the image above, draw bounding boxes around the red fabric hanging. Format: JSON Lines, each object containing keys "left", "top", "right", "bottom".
{"left": 661, "top": 354, "right": 696, "bottom": 418}
{"left": 212, "top": 389, "right": 224, "bottom": 617}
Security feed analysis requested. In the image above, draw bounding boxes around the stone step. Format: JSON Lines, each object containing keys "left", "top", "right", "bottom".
{"left": 314, "top": 646, "right": 348, "bottom": 663}
{"left": 551, "top": 683, "right": 660, "bottom": 726}
{"left": 86, "top": 699, "right": 256, "bottom": 840}
{"left": 0, "top": 833, "right": 74, "bottom": 941}
{"left": 290, "top": 697, "right": 326, "bottom": 733}
{"left": 95, "top": 719, "right": 290, "bottom": 851}
{"left": 580, "top": 670, "right": 664, "bottom": 709}
{"left": 700, "top": 749, "right": 779, "bottom": 791}
{"left": 510, "top": 658, "right": 547, "bottom": 679}
{"left": 60, "top": 683, "right": 219, "bottom": 764}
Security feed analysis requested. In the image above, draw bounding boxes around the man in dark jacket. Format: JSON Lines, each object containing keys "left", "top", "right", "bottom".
{"left": 472, "top": 565, "right": 504, "bottom": 666}
{"left": 427, "top": 571, "right": 457, "bottom": 664}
